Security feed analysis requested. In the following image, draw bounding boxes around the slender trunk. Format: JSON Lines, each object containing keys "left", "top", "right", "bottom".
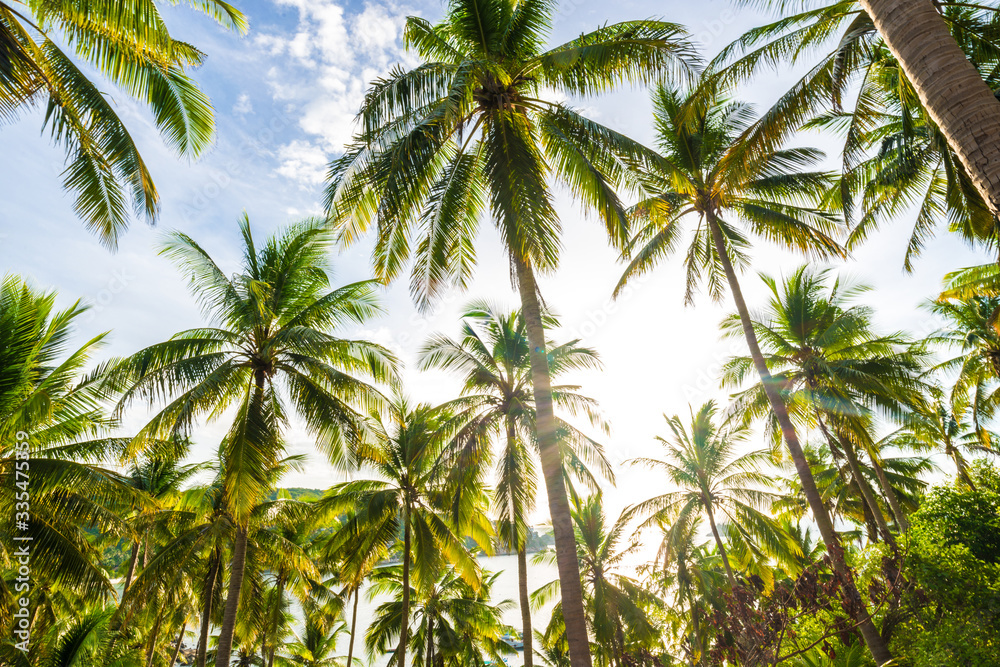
{"left": 425, "top": 617, "right": 434, "bottom": 667}
{"left": 860, "top": 0, "right": 1000, "bottom": 218}
{"left": 948, "top": 442, "right": 977, "bottom": 489}
{"left": 688, "top": 591, "right": 704, "bottom": 666}
{"left": 816, "top": 416, "right": 896, "bottom": 549}
{"left": 517, "top": 546, "right": 534, "bottom": 667}
{"left": 168, "top": 622, "right": 187, "bottom": 667}
{"left": 266, "top": 571, "right": 285, "bottom": 667}
{"left": 867, "top": 451, "right": 909, "bottom": 531}
{"left": 214, "top": 528, "right": 249, "bottom": 667}
{"left": 704, "top": 502, "right": 737, "bottom": 590}
{"left": 146, "top": 612, "right": 164, "bottom": 667}
{"left": 347, "top": 586, "right": 360, "bottom": 667}
{"left": 196, "top": 550, "right": 221, "bottom": 667}
{"left": 514, "top": 254, "right": 593, "bottom": 667}
{"left": 123, "top": 542, "right": 140, "bottom": 593}
{"left": 706, "top": 213, "right": 894, "bottom": 665}
{"left": 397, "top": 515, "right": 412, "bottom": 667}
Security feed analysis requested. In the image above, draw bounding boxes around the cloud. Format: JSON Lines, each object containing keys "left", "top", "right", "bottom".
{"left": 233, "top": 93, "right": 254, "bottom": 115}
{"left": 252, "top": 0, "right": 416, "bottom": 187}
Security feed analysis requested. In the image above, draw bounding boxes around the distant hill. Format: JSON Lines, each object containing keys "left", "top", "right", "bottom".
{"left": 268, "top": 487, "right": 324, "bottom": 502}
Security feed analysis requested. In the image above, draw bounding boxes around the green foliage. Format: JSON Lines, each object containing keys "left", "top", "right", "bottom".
{"left": 891, "top": 462, "right": 1000, "bottom": 665}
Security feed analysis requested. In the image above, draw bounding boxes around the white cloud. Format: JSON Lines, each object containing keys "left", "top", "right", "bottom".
{"left": 276, "top": 139, "right": 330, "bottom": 185}
{"left": 233, "top": 93, "right": 254, "bottom": 115}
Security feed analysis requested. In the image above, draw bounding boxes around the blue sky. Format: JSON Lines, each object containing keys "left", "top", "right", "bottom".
{"left": 0, "top": 0, "right": 989, "bottom": 523}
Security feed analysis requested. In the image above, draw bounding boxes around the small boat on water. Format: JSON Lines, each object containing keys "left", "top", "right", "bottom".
{"left": 501, "top": 632, "right": 524, "bottom": 650}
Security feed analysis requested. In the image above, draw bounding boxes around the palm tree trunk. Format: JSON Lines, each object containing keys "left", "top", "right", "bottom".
{"left": 860, "top": 0, "right": 1000, "bottom": 218}
{"left": 514, "top": 254, "right": 593, "bottom": 667}
{"left": 168, "top": 622, "right": 187, "bottom": 667}
{"left": 517, "top": 546, "right": 534, "bottom": 667}
{"left": 867, "top": 451, "right": 909, "bottom": 531}
{"left": 425, "top": 617, "right": 435, "bottom": 667}
{"left": 197, "top": 550, "right": 221, "bottom": 667}
{"left": 147, "top": 611, "right": 164, "bottom": 667}
{"left": 706, "top": 213, "right": 893, "bottom": 665}
{"left": 347, "top": 585, "right": 360, "bottom": 667}
{"left": 214, "top": 527, "right": 249, "bottom": 667}
{"left": 816, "top": 417, "right": 896, "bottom": 548}
{"left": 266, "top": 570, "right": 285, "bottom": 667}
{"left": 704, "top": 502, "right": 737, "bottom": 590}
{"left": 123, "top": 541, "right": 140, "bottom": 592}
{"left": 397, "top": 515, "right": 412, "bottom": 667}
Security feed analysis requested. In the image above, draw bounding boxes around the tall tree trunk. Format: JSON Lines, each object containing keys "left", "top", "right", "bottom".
{"left": 860, "top": 0, "right": 1000, "bottom": 218}
{"left": 347, "top": 586, "right": 360, "bottom": 667}
{"left": 517, "top": 546, "right": 534, "bottom": 667}
{"left": 816, "top": 416, "right": 896, "bottom": 549}
{"left": 706, "top": 213, "right": 893, "bottom": 665}
{"left": 147, "top": 611, "right": 164, "bottom": 667}
{"left": 704, "top": 502, "right": 737, "bottom": 590}
{"left": 123, "top": 541, "right": 140, "bottom": 593}
{"left": 514, "top": 255, "right": 593, "bottom": 667}
{"left": 866, "top": 450, "right": 909, "bottom": 531}
{"left": 214, "top": 528, "right": 249, "bottom": 667}
{"left": 266, "top": 570, "right": 285, "bottom": 667}
{"left": 197, "top": 550, "right": 221, "bottom": 667}
{"left": 168, "top": 622, "right": 187, "bottom": 667}
{"left": 397, "top": 514, "right": 412, "bottom": 667}
{"left": 425, "top": 617, "right": 435, "bottom": 667}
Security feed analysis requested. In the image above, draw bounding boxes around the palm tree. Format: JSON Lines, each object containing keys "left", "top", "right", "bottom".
{"left": 713, "top": 1, "right": 1000, "bottom": 264}
{"left": 324, "top": 2, "right": 698, "bottom": 662}
{"left": 720, "top": 266, "right": 928, "bottom": 535}
{"left": 535, "top": 493, "right": 662, "bottom": 667}
{"left": 366, "top": 565, "right": 513, "bottom": 667}
{"left": 1, "top": 0, "right": 247, "bottom": 246}
{"left": 614, "top": 83, "right": 893, "bottom": 662}
{"left": 419, "top": 301, "right": 613, "bottom": 667}
{"left": 0, "top": 276, "right": 142, "bottom": 640}
{"left": 111, "top": 216, "right": 395, "bottom": 667}
{"left": 318, "top": 398, "right": 490, "bottom": 667}
{"left": 275, "top": 611, "right": 347, "bottom": 667}
{"left": 627, "top": 402, "right": 790, "bottom": 591}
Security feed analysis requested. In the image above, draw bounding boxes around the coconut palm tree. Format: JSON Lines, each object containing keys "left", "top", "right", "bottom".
{"left": 1, "top": 0, "right": 247, "bottom": 246}
{"left": 0, "top": 276, "right": 143, "bottom": 640}
{"left": 419, "top": 301, "right": 613, "bottom": 667}
{"left": 366, "top": 565, "right": 513, "bottom": 667}
{"left": 318, "top": 398, "right": 491, "bottom": 667}
{"left": 627, "top": 402, "right": 791, "bottom": 591}
{"left": 324, "top": 2, "right": 698, "bottom": 662}
{"left": 534, "top": 493, "right": 662, "bottom": 667}
{"left": 720, "top": 266, "right": 928, "bottom": 534}
{"left": 110, "top": 216, "right": 395, "bottom": 667}
{"left": 614, "top": 83, "right": 893, "bottom": 661}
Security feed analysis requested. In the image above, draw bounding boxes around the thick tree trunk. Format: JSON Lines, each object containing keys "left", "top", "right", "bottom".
{"left": 860, "top": 0, "right": 1000, "bottom": 218}
{"left": 347, "top": 586, "right": 360, "bottom": 667}
{"left": 214, "top": 528, "right": 249, "bottom": 667}
{"left": 704, "top": 502, "right": 737, "bottom": 590}
{"left": 196, "top": 550, "right": 221, "bottom": 667}
{"left": 168, "top": 622, "right": 187, "bottom": 667}
{"left": 706, "top": 214, "right": 893, "bottom": 665}
{"left": 517, "top": 546, "right": 534, "bottom": 667}
{"left": 397, "top": 516, "right": 412, "bottom": 667}
{"left": 514, "top": 255, "right": 593, "bottom": 667}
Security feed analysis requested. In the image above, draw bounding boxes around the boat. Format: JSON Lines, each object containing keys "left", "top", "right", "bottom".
{"left": 501, "top": 632, "right": 524, "bottom": 650}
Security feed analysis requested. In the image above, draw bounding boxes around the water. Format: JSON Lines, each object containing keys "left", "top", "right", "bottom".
{"left": 335, "top": 554, "right": 559, "bottom": 667}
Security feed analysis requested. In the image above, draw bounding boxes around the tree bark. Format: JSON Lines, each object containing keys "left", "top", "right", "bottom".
{"left": 706, "top": 213, "right": 894, "bottom": 665}
{"left": 704, "top": 501, "right": 737, "bottom": 590}
{"left": 266, "top": 570, "right": 285, "bottom": 667}
{"left": 147, "top": 612, "right": 164, "bottom": 667}
{"left": 123, "top": 541, "right": 140, "bottom": 593}
{"left": 514, "top": 254, "right": 593, "bottom": 667}
{"left": 866, "top": 449, "right": 909, "bottom": 532}
{"left": 397, "top": 514, "right": 412, "bottom": 667}
{"left": 168, "top": 622, "right": 187, "bottom": 667}
{"left": 347, "top": 586, "right": 360, "bottom": 667}
{"left": 214, "top": 528, "right": 249, "bottom": 667}
{"left": 860, "top": 0, "right": 1000, "bottom": 218}
{"left": 517, "top": 546, "right": 534, "bottom": 667}
{"left": 196, "top": 550, "right": 221, "bottom": 667}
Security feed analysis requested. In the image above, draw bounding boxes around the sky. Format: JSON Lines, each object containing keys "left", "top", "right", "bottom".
{"left": 0, "top": 0, "right": 990, "bottom": 534}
